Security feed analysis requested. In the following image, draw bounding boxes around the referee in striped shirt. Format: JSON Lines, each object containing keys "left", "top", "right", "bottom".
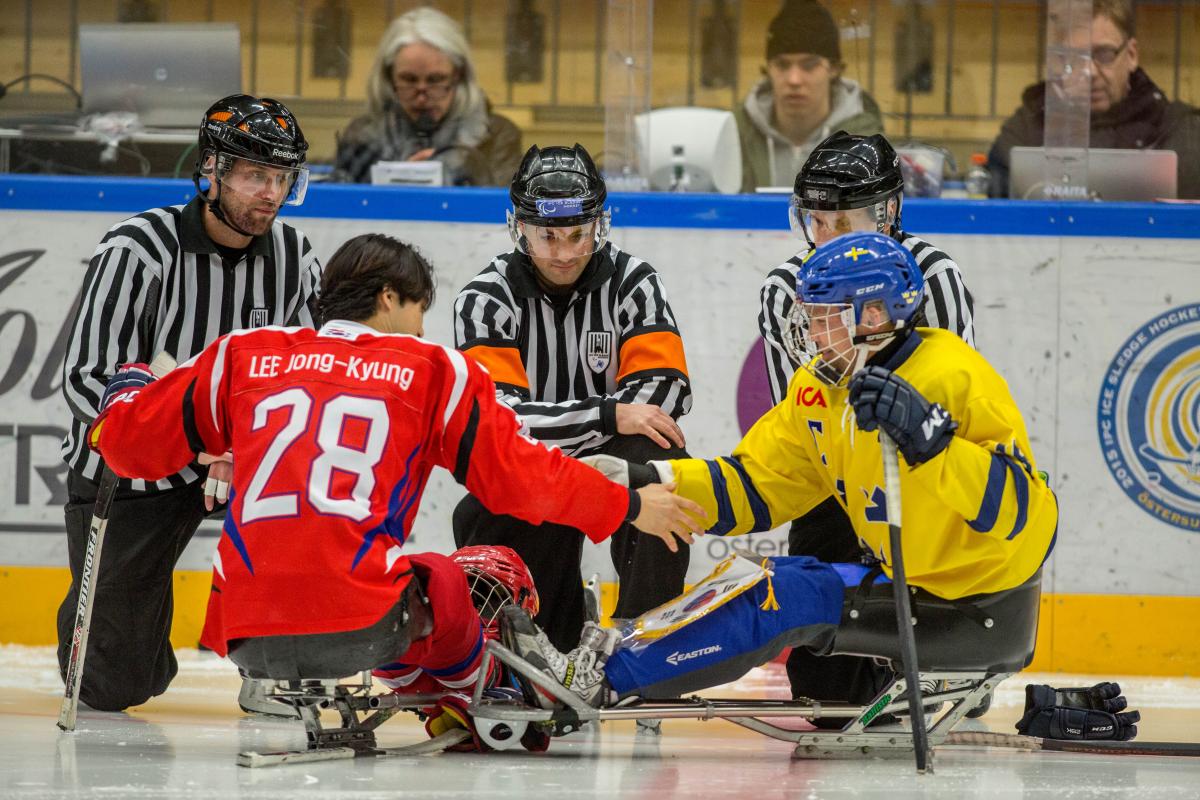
{"left": 56, "top": 95, "right": 321, "bottom": 712}
{"left": 758, "top": 132, "right": 977, "bottom": 720}
{"left": 453, "top": 145, "right": 693, "bottom": 651}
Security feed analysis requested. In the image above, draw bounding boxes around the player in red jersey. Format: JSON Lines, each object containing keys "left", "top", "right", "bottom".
{"left": 86, "top": 233, "right": 705, "bottom": 746}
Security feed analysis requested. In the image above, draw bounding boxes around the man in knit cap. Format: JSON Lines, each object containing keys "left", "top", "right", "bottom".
{"left": 734, "top": 0, "right": 884, "bottom": 192}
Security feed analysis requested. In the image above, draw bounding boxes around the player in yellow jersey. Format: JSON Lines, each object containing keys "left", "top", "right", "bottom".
{"left": 502, "top": 231, "right": 1058, "bottom": 707}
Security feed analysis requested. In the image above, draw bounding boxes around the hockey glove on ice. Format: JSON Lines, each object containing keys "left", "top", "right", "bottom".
{"left": 422, "top": 689, "right": 549, "bottom": 753}
{"left": 87, "top": 362, "right": 157, "bottom": 452}
{"left": 1015, "top": 682, "right": 1139, "bottom": 741}
{"left": 848, "top": 366, "right": 958, "bottom": 466}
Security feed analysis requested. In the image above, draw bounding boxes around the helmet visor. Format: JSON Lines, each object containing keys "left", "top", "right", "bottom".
{"left": 507, "top": 210, "right": 611, "bottom": 260}
{"left": 789, "top": 196, "right": 886, "bottom": 246}
{"left": 216, "top": 153, "right": 309, "bottom": 207}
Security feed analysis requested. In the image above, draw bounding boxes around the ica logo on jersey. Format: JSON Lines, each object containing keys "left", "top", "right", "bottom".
{"left": 796, "top": 385, "right": 827, "bottom": 408}
{"left": 1097, "top": 303, "right": 1200, "bottom": 533}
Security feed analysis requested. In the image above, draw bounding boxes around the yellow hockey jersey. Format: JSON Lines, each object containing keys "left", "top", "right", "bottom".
{"left": 670, "top": 329, "right": 1057, "bottom": 599}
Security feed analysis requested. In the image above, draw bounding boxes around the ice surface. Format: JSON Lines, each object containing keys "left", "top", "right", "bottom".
{"left": 2, "top": 645, "right": 1198, "bottom": 799}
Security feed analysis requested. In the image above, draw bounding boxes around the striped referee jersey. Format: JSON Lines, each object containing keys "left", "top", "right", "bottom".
{"left": 61, "top": 195, "right": 322, "bottom": 491}
{"left": 758, "top": 230, "right": 976, "bottom": 405}
{"left": 453, "top": 242, "right": 691, "bottom": 456}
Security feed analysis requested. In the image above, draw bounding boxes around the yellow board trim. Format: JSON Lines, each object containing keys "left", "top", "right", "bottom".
{"left": 4, "top": 566, "right": 1199, "bottom": 676}
{"left": 0, "top": 566, "right": 213, "bottom": 650}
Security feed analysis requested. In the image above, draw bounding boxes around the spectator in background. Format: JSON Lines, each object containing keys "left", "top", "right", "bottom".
{"left": 987, "top": 0, "right": 1200, "bottom": 199}
{"left": 332, "top": 6, "right": 523, "bottom": 186}
{"left": 734, "top": 0, "right": 884, "bottom": 192}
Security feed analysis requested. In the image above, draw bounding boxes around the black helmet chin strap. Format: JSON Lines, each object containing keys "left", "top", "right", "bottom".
{"left": 193, "top": 159, "right": 259, "bottom": 240}
{"left": 206, "top": 183, "right": 258, "bottom": 239}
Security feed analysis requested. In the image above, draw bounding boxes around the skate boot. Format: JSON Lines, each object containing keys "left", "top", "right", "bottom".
{"left": 500, "top": 606, "right": 614, "bottom": 709}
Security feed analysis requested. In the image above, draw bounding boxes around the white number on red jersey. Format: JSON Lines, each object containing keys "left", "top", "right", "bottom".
{"left": 242, "top": 391, "right": 390, "bottom": 524}
{"left": 310, "top": 395, "right": 389, "bottom": 522}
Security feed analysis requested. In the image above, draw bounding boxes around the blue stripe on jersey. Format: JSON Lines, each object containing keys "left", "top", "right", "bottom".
{"left": 721, "top": 456, "right": 772, "bottom": 533}
{"left": 1041, "top": 521, "right": 1058, "bottom": 567}
{"left": 223, "top": 489, "right": 253, "bottom": 575}
{"left": 706, "top": 460, "right": 737, "bottom": 536}
{"left": 1005, "top": 457, "right": 1030, "bottom": 540}
{"left": 353, "top": 444, "right": 420, "bottom": 571}
{"left": 968, "top": 454, "right": 1008, "bottom": 534}
{"left": 426, "top": 629, "right": 484, "bottom": 677}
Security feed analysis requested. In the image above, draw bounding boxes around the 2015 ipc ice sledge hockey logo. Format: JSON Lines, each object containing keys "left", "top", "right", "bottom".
{"left": 1097, "top": 303, "right": 1200, "bottom": 532}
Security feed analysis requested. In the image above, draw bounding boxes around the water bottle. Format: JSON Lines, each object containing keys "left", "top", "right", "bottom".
{"left": 965, "top": 153, "right": 990, "bottom": 199}
{"left": 669, "top": 144, "right": 690, "bottom": 192}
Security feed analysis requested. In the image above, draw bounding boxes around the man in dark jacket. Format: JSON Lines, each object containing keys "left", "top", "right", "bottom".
{"left": 987, "top": 0, "right": 1200, "bottom": 199}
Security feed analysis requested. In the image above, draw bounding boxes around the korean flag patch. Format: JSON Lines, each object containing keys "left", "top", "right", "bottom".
{"left": 586, "top": 330, "right": 613, "bottom": 373}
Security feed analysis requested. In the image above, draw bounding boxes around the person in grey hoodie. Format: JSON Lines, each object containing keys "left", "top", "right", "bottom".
{"left": 734, "top": 0, "right": 884, "bottom": 192}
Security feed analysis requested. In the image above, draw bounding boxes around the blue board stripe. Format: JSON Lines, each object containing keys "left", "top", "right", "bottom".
{"left": 1, "top": 175, "right": 1197, "bottom": 238}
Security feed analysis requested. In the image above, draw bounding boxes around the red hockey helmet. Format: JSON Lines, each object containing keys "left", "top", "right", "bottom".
{"left": 451, "top": 546, "right": 539, "bottom": 636}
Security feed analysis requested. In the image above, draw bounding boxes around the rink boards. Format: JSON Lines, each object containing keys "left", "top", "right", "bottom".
{"left": 0, "top": 178, "right": 1197, "bottom": 676}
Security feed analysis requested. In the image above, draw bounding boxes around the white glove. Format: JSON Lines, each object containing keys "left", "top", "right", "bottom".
{"left": 648, "top": 460, "right": 674, "bottom": 484}
{"left": 579, "top": 454, "right": 630, "bottom": 486}
{"left": 578, "top": 455, "right": 674, "bottom": 488}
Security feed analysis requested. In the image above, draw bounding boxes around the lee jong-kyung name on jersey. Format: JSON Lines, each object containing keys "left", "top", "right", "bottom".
{"left": 248, "top": 353, "right": 416, "bottom": 390}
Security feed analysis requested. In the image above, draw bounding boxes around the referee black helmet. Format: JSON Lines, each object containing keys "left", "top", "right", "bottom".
{"left": 790, "top": 131, "right": 905, "bottom": 247}
{"left": 194, "top": 95, "right": 310, "bottom": 236}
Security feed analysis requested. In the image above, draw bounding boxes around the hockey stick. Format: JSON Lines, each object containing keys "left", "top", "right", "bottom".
{"left": 58, "top": 351, "right": 177, "bottom": 732}
{"left": 945, "top": 731, "right": 1200, "bottom": 757}
{"left": 879, "top": 433, "right": 931, "bottom": 774}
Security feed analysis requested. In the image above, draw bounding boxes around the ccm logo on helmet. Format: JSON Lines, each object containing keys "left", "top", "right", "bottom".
{"left": 855, "top": 282, "right": 885, "bottom": 295}
{"left": 272, "top": 148, "right": 299, "bottom": 160}
{"left": 797, "top": 386, "right": 827, "bottom": 408}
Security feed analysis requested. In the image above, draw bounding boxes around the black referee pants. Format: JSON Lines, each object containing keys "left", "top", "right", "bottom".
{"left": 56, "top": 470, "right": 208, "bottom": 712}
{"left": 784, "top": 496, "right": 890, "bottom": 719}
{"left": 453, "top": 434, "right": 690, "bottom": 653}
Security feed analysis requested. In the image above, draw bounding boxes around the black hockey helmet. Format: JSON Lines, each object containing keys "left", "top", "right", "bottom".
{"left": 193, "top": 95, "right": 310, "bottom": 237}
{"left": 507, "top": 144, "right": 611, "bottom": 258}
{"left": 794, "top": 131, "right": 903, "bottom": 210}
{"left": 789, "top": 131, "right": 905, "bottom": 247}
{"left": 509, "top": 144, "right": 607, "bottom": 228}
{"left": 196, "top": 94, "right": 308, "bottom": 172}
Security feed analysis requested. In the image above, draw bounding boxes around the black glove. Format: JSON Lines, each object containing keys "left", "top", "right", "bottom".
{"left": 1016, "top": 682, "right": 1139, "bottom": 741}
{"left": 1026, "top": 681, "right": 1128, "bottom": 714}
{"left": 848, "top": 366, "right": 958, "bottom": 466}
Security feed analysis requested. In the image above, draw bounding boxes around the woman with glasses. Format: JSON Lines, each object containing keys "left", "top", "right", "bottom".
{"left": 986, "top": 0, "right": 1200, "bottom": 198}
{"left": 332, "top": 7, "right": 522, "bottom": 186}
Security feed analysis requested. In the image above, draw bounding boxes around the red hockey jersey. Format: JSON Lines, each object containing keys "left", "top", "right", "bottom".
{"left": 93, "top": 321, "right": 634, "bottom": 655}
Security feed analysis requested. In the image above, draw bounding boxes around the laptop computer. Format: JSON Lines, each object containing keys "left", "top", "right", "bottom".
{"left": 1008, "top": 146, "right": 1178, "bottom": 201}
{"left": 79, "top": 23, "right": 241, "bottom": 129}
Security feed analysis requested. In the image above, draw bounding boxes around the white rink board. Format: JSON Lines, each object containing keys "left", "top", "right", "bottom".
{"left": 0, "top": 209, "right": 1196, "bottom": 597}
